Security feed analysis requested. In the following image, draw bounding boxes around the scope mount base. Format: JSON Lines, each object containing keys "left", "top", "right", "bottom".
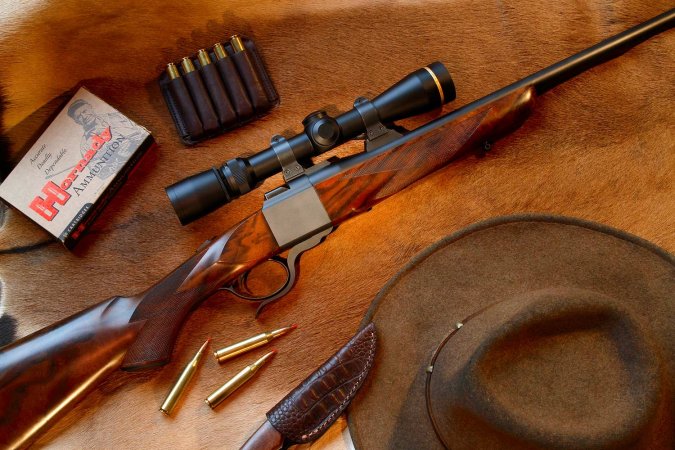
{"left": 353, "top": 96, "right": 403, "bottom": 152}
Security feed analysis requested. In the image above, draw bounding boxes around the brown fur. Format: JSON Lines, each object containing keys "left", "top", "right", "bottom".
{"left": 0, "top": 0, "right": 673, "bottom": 448}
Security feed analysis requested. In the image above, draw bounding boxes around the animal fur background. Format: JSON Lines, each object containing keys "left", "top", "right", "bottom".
{"left": 0, "top": 0, "right": 673, "bottom": 448}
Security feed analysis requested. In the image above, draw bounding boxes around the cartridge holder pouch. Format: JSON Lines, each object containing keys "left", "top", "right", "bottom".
{"left": 159, "top": 35, "right": 279, "bottom": 145}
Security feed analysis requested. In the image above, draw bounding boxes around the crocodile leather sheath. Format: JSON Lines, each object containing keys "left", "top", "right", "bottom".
{"left": 266, "top": 323, "right": 377, "bottom": 444}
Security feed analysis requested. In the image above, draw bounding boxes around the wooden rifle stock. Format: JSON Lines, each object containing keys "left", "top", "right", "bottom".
{"left": 0, "top": 212, "right": 278, "bottom": 449}
{"left": 0, "top": 8, "right": 671, "bottom": 448}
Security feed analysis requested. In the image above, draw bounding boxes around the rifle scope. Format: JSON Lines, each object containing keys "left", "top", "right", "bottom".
{"left": 166, "top": 62, "right": 455, "bottom": 225}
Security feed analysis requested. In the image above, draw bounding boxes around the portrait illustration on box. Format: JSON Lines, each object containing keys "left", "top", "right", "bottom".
{"left": 66, "top": 99, "right": 146, "bottom": 180}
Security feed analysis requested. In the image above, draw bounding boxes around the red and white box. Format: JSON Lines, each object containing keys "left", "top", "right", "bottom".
{"left": 0, "top": 87, "right": 153, "bottom": 248}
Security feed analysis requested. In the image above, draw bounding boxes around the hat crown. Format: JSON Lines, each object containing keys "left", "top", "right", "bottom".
{"left": 429, "top": 288, "right": 664, "bottom": 449}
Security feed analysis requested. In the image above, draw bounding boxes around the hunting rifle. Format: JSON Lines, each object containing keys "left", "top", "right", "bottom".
{"left": 0, "top": 8, "right": 673, "bottom": 449}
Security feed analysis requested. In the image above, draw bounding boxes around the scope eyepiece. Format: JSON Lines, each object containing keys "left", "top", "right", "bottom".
{"left": 166, "top": 62, "right": 456, "bottom": 225}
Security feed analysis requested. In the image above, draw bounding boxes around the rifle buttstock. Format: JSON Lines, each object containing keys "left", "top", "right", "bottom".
{"left": 0, "top": 211, "right": 279, "bottom": 448}
{"left": 0, "top": 296, "right": 143, "bottom": 449}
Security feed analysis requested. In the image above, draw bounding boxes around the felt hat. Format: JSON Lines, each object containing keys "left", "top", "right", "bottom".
{"left": 348, "top": 215, "right": 674, "bottom": 449}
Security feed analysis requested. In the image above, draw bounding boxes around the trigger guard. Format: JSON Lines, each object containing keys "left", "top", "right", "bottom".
{"left": 222, "top": 226, "right": 333, "bottom": 317}
{"left": 221, "top": 256, "right": 291, "bottom": 302}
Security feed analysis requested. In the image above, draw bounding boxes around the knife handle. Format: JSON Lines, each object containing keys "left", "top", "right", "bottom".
{"left": 240, "top": 420, "right": 285, "bottom": 450}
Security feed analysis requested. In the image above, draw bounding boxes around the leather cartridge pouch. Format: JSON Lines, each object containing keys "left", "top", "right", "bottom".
{"left": 159, "top": 35, "right": 279, "bottom": 145}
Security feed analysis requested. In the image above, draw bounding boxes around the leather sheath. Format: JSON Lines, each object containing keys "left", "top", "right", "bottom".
{"left": 267, "top": 323, "right": 376, "bottom": 445}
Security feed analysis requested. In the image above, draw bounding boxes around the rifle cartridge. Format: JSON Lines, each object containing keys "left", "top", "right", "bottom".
{"left": 206, "top": 350, "right": 276, "bottom": 409}
{"left": 230, "top": 35, "right": 245, "bottom": 53}
{"left": 160, "top": 339, "right": 210, "bottom": 415}
{"left": 213, "top": 42, "right": 228, "bottom": 60}
{"left": 197, "top": 49, "right": 212, "bottom": 66}
{"left": 214, "top": 324, "right": 296, "bottom": 363}
{"left": 180, "top": 57, "right": 196, "bottom": 73}
{"left": 166, "top": 62, "right": 181, "bottom": 80}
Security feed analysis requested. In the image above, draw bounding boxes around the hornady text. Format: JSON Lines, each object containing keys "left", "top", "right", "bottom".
{"left": 29, "top": 127, "right": 112, "bottom": 221}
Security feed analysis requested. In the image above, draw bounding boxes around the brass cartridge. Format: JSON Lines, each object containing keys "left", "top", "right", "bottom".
{"left": 230, "top": 35, "right": 245, "bottom": 53}
{"left": 214, "top": 324, "right": 296, "bottom": 363}
{"left": 166, "top": 62, "right": 181, "bottom": 80}
{"left": 213, "top": 42, "right": 228, "bottom": 60}
{"left": 205, "top": 350, "right": 276, "bottom": 409}
{"left": 197, "top": 49, "right": 212, "bottom": 67}
{"left": 180, "top": 57, "right": 196, "bottom": 73}
{"left": 160, "top": 338, "right": 210, "bottom": 415}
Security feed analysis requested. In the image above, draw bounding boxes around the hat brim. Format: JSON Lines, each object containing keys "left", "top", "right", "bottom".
{"left": 347, "top": 214, "right": 674, "bottom": 449}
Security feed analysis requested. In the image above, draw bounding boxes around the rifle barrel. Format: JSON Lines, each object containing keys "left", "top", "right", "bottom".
{"left": 528, "top": 8, "right": 675, "bottom": 95}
